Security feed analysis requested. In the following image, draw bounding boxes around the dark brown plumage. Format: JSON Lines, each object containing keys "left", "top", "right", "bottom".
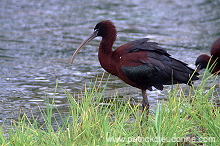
{"left": 71, "top": 20, "right": 199, "bottom": 114}
{"left": 195, "top": 38, "right": 220, "bottom": 74}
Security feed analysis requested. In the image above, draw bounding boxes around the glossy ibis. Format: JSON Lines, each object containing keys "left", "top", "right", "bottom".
{"left": 71, "top": 20, "right": 199, "bottom": 114}
{"left": 195, "top": 38, "right": 220, "bottom": 74}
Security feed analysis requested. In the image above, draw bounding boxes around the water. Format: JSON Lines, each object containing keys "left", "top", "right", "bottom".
{"left": 0, "top": 0, "right": 220, "bottom": 124}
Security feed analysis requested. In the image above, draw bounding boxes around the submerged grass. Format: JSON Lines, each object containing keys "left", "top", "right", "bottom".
{"left": 0, "top": 72, "right": 219, "bottom": 145}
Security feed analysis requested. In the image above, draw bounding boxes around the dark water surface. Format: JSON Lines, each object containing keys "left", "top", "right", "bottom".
{"left": 0, "top": 0, "right": 220, "bottom": 124}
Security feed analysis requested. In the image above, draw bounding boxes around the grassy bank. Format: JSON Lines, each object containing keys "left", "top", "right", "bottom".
{"left": 0, "top": 72, "right": 219, "bottom": 145}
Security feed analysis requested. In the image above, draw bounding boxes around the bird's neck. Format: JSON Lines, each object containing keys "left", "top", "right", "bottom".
{"left": 98, "top": 38, "right": 117, "bottom": 75}
{"left": 99, "top": 39, "right": 114, "bottom": 55}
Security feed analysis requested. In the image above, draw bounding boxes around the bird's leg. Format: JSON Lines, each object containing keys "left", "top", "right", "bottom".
{"left": 141, "top": 89, "right": 149, "bottom": 115}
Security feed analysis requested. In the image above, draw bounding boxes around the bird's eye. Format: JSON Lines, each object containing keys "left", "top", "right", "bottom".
{"left": 94, "top": 29, "right": 99, "bottom": 35}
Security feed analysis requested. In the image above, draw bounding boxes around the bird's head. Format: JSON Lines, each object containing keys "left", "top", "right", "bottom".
{"left": 94, "top": 20, "right": 116, "bottom": 38}
{"left": 70, "top": 20, "right": 116, "bottom": 63}
{"left": 195, "top": 54, "right": 210, "bottom": 72}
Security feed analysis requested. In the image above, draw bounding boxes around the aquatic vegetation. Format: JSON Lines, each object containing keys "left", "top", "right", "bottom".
{"left": 0, "top": 72, "right": 219, "bottom": 145}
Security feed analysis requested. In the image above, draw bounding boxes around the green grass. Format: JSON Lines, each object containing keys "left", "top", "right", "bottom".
{"left": 0, "top": 72, "right": 219, "bottom": 146}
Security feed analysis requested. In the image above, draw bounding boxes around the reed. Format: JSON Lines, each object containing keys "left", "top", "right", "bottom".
{"left": 0, "top": 72, "right": 219, "bottom": 145}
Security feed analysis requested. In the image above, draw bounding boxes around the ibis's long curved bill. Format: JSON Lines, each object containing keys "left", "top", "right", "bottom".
{"left": 70, "top": 30, "right": 98, "bottom": 64}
